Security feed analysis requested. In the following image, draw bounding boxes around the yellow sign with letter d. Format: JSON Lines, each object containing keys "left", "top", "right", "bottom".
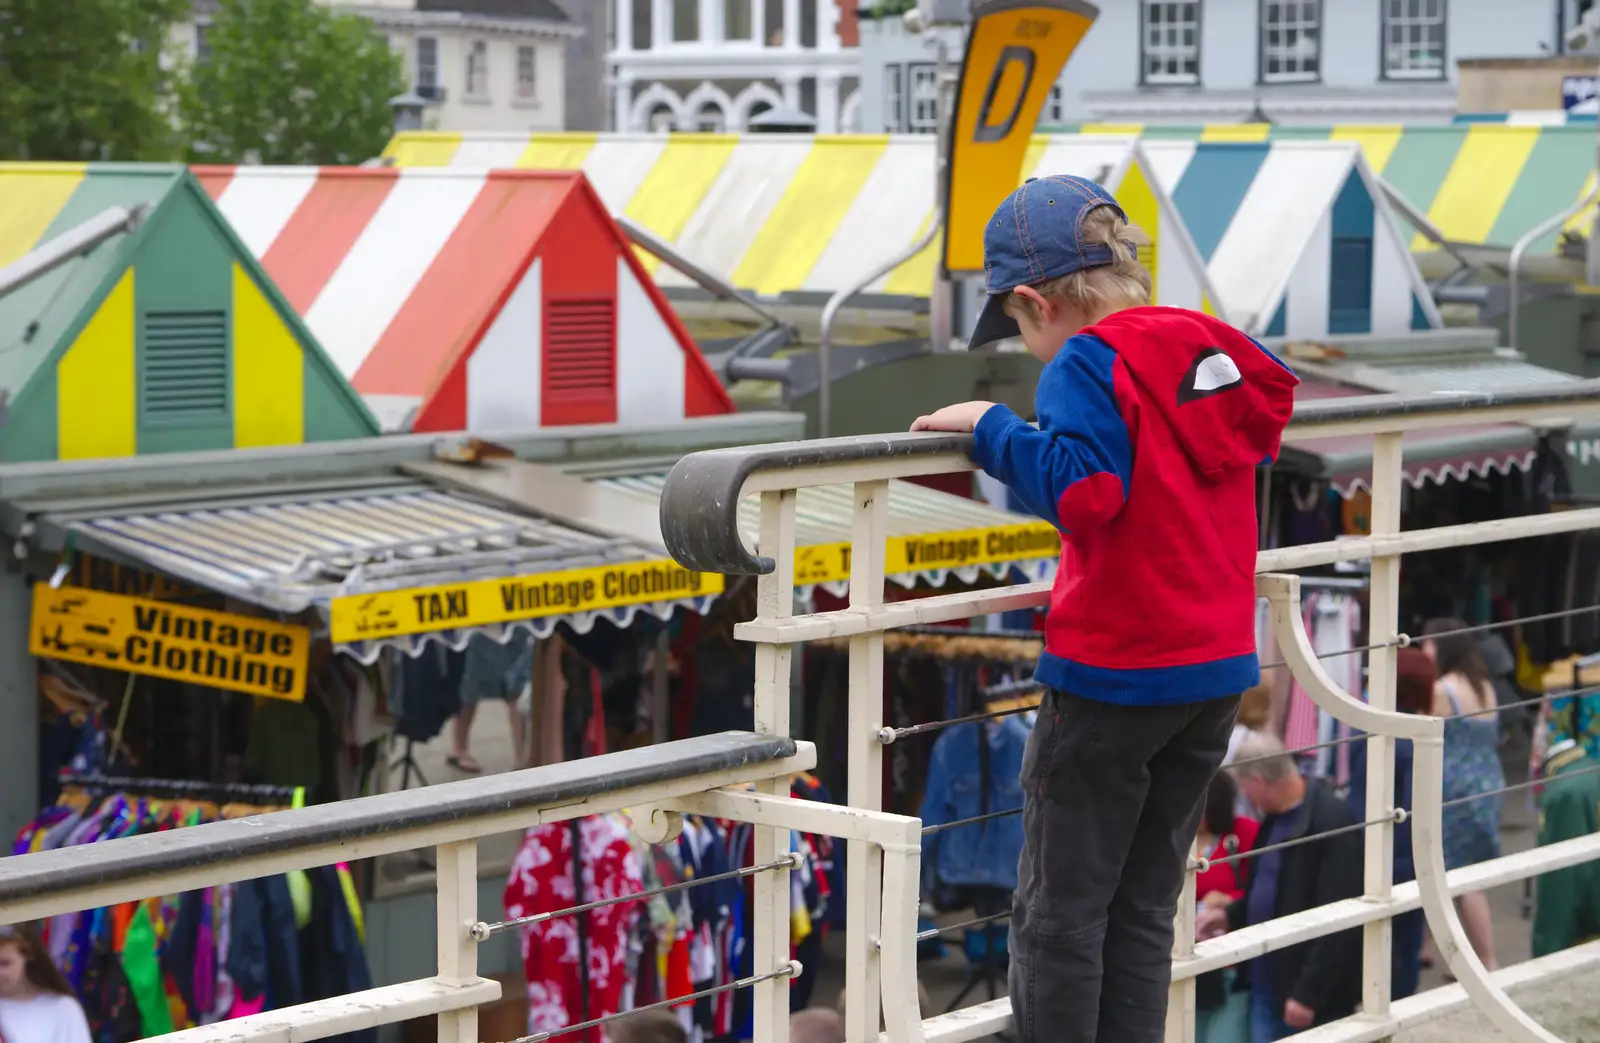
{"left": 944, "top": 0, "right": 1099, "bottom": 275}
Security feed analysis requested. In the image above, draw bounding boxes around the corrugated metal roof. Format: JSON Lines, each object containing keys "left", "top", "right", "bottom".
{"left": 1375, "top": 358, "right": 1583, "bottom": 394}
{"left": 592, "top": 472, "right": 1057, "bottom": 595}
{"left": 60, "top": 482, "right": 712, "bottom": 660}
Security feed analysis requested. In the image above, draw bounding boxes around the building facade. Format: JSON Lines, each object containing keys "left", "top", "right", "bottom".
{"left": 607, "top": 0, "right": 862, "bottom": 133}
{"left": 1071, "top": 0, "right": 1576, "bottom": 124}
{"left": 856, "top": 0, "right": 1598, "bottom": 132}
{"left": 176, "top": 0, "right": 578, "bottom": 134}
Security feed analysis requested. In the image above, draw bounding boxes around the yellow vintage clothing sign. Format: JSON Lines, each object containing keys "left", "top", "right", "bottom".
{"left": 31, "top": 584, "right": 310, "bottom": 701}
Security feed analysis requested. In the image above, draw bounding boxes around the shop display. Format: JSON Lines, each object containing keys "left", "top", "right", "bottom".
{"left": 505, "top": 785, "right": 843, "bottom": 1043}
{"left": 15, "top": 776, "right": 374, "bottom": 1043}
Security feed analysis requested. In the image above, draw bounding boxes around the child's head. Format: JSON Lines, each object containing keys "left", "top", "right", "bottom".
{"left": 607, "top": 1009, "right": 687, "bottom": 1043}
{"left": 969, "top": 175, "right": 1152, "bottom": 363}
{"left": 792, "top": 1008, "right": 847, "bottom": 1043}
{"left": 0, "top": 924, "right": 72, "bottom": 999}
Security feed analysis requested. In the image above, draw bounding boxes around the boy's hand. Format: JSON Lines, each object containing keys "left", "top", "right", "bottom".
{"left": 910, "top": 401, "right": 997, "bottom": 433}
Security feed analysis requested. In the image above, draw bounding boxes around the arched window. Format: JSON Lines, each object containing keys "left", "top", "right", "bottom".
{"left": 694, "top": 102, "right": 727, "bottom": 131}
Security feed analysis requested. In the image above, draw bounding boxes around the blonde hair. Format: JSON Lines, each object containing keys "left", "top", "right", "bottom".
{"left": 1237, "top": 683, "right": 1273, "bottom": 731}
{"left": 1003, "top": 204, "right": 1152, "bottom": 324}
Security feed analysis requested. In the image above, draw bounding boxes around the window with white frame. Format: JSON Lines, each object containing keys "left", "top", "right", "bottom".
{"left": 694, "top": 102, "right": 727, "bottom": 131}
{"left": 194, "top": 20, "right": 212, "bottom": 63}
{"left": 1382, "top": 0, "right": 1446, "bottom": 79}
{"left": 466, "top": 39, "right": 488, "bottom": 98}
{"left": 416, "top": 36, "right": 440, "bottom": 98}
{"left": 763, "top": 0, "right": 784, "bottom": 45}
{"left": 724, "top": 0, "right": 754, "bottom": 41}
{"left": 908, "top": 63, "right": 939, "bottom": 132}
{"left": 631, "top": 0, "right": 653, "bottom": 48}
{"left": 1260, "top": 0, "right": 1321, "bottom": 83}
{"left": 1142, "top": 1, "right": 1200, "bottom": 85}
{"left": 673, "top": 0, "right": 700, "bottom": 41}
{"left": 516, "top": 45, "right": 537, "bottom": 99}
{"left": 884, "top": 65, "right": 904, "bottom": 132}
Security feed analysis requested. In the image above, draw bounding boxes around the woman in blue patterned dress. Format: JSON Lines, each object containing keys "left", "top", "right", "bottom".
{"left": 1423, "top": 618, "right": 1505, "bottom": 970}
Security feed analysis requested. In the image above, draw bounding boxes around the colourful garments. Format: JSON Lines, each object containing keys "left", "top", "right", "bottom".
{"left": 505, "top": 815, "right": 644, "bottom": 1043}
{"left": 1532, "top": 744, "right": 1600, "bottom": 957}
{"left": 970, "top": 307, "right": 1297, "bottom": 704}
{"left": 15, "top": 794, "right": 373, "bottom": 1039}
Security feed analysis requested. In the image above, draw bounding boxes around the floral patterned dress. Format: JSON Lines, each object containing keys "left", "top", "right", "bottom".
{"left": 504, "top": 815, "right": 644, "bottom": 1043}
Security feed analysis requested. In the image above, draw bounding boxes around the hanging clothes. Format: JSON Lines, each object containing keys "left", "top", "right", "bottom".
{"left": 919, "top": 716, "right": 1032, "bottom": 895}
{"left": 14, "top": 786, "right": 374, "bottom": 1042}
{"left": 1282, "top": 588, "right": 1363, "bottom": 782}
{"left": 505, "top": 814, "right": 644, "bottom": 1043}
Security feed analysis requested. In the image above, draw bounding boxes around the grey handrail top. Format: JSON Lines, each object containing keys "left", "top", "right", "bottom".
{"left": 0, "top": 733, "right": 795, "bottom": 904}
{"left": 659, "top": 382, "right": 1600, "bottom": 577}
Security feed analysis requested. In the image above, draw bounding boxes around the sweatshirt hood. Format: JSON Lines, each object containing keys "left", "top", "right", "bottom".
{"left": 1089, "top": 307, "right": 1298, "bottom": 480}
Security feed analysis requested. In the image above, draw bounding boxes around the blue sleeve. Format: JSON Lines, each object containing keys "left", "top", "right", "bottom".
{"left": 969, "top": 333, "right": 1133, "bottom": 534}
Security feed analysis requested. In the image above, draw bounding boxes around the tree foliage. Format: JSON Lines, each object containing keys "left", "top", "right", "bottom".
{"left": 0, "top": 0, "right": 188, "bottom": 160}
{"left": 179, "top": 0, "right": 405, "bottom": 166}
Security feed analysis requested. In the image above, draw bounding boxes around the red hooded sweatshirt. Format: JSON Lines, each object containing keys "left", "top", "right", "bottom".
{"left": 971, "top": 307, "right": 1299, "bottom": 704}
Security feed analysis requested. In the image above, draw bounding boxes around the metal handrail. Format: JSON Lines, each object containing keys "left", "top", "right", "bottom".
{"left": 816, "top": 211, "right": 944, "bottom": 438}
{"left": 1508, "top": 183, "right": 1600, "bottom": 352}
{"left": 0, "top": 732, "right": 800, "bottom": 920}
{"left": 658, "top": 383, "right": 1600, "bottom": 577}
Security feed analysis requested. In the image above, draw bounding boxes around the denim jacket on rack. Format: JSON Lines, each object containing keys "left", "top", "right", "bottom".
{"left": 919, "top": 714, "right": 1032, "bottom": 892}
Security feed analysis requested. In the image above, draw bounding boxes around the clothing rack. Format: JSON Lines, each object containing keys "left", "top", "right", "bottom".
{"left": 57, "top": 772, "right": 299, "bottom": 805}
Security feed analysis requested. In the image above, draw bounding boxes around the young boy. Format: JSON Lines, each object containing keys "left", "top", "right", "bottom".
{"left": 911, "top": 175, "right": 1298, "bottom": 1043}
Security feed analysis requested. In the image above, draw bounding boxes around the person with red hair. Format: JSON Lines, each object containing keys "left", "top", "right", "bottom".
{"left": 0, "top": 923, "right": 91, "bottom": 1043}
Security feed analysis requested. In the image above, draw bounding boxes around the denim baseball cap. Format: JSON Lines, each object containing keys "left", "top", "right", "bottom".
{"left": 968, "top": 175, "right": 1130, "bottom": 350}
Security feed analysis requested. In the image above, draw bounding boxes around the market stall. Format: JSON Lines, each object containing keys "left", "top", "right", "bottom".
{"left": 378, "top": 131, "right": 1223, "bottom": 312}
{"left": 0, "top": 163, "right": 377, "bottom": 461}
{"left": 196, "top": 165, "right": 734, "bottom": 433}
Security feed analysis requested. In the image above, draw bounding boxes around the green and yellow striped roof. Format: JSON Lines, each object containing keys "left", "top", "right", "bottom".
{"left": 1046, "top": 123, "right": 1599, "bottom": 253}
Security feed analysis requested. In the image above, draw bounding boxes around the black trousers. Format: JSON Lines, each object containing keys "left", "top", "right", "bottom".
{"left": 1009, "top": 688, "right": 1240, "bottom": 1043}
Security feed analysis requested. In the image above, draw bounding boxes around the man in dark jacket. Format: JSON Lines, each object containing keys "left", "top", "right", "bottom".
{"left": 1199, "top": 732, "right": 1363, "bottom": 1039}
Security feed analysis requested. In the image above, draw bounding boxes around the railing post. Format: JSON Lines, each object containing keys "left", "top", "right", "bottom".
{"left": 1166, "top": 843, "right": 1198, "bottom": 1042}
{"left": 436, "top": 840, "right": 479, "bottom": 1043}
{"left": 1364, "top": 431, "right": 1403, "bottom": 1033}
{"left": 754, "top": 490, "right": 797, "bottom": 1043}
{"left": 846, "top": 480, "right": 890, "bottom": 1042}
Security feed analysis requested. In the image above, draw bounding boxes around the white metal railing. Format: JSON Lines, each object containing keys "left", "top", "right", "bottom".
{"left": 658, "top": 381, "right": 1600, "bottom": 1043}
{"left": 5, "top": 383, "right": 1600, "bottom": 1043}
{"left": 0, "top": 732, "right": 929, "bottom": 1043}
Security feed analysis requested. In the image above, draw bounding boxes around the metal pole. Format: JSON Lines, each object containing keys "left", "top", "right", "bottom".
{"left": 616, "top": 214, "right": 785, "bottom": 326}
{"left": 815, "top": 216, "right": 943, "bottom": 438}
{"left": 0, "top": 206, "right": 145, "bottom": 299}
{"left": 1508, "top": 184, "right": 1600, "bottom": 352}
{"left": 928, "top": 36, "right": 957, "bottom": 355}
